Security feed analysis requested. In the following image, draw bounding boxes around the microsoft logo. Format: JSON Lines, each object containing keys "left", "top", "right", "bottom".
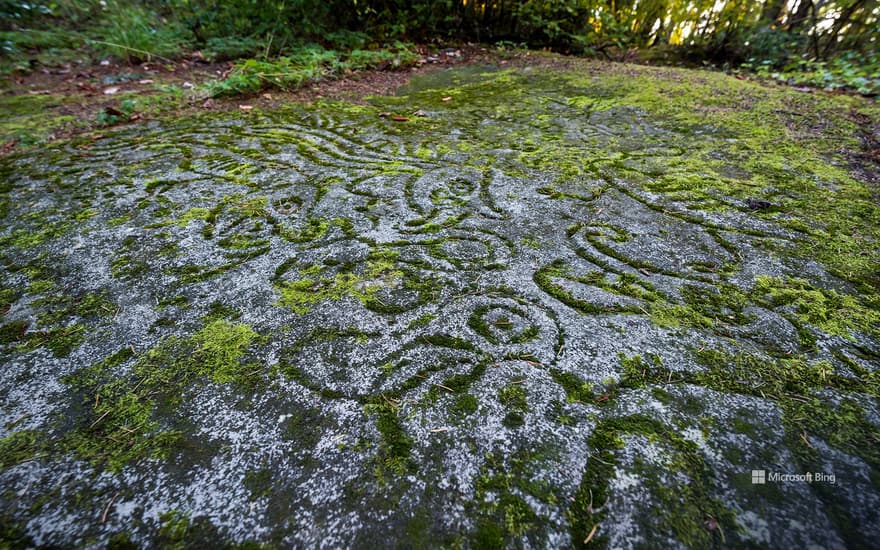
{"left": 751, "top": 470, "right": 766, "bottom": 484}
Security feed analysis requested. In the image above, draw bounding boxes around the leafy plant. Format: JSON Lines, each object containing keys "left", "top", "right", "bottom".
{"left": 95, "top": 98, "right": 136, "bottom": 126}
{"left": 94, "top": 2, "right": 192, "bottom": 63}
{"left": 204, "top": 43, "right": 419, "bottom": 97}
{"left": 201, "top": 36, "right": 265, "bottom": 62}
{"left": 742, "top": 51, "right": 880, "bottom": 97}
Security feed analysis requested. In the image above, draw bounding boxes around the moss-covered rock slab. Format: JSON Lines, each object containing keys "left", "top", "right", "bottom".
{"left": 1, "top": 60, "right": 879, "bottom": 548}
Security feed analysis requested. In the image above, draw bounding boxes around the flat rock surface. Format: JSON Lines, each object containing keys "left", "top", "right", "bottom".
{"left": 1, "top": 61, "right": 879, "bottom": 548}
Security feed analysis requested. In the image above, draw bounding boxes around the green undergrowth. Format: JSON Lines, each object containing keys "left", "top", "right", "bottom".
{"left": 204, "top": 43, "right": 419, "bottom": 97}
{"left": 742, "top": 52, "right": 880, "bottom": 97}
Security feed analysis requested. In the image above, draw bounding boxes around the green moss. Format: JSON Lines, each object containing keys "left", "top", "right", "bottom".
{"left": 276, "top": 251, "right": 404, "bottom": 315}
{"left": 280, "top": 406, "right": 324, "bottom": 449}
{"left": 203, "top": 301, "right": 241, "bottom": 322}
{"left": 0, "top": 92, "right": 78, "bottom": 147}
{"left": 651, "top": 283, "right": 751, "bottom": 330}
{"left": 498, "top": 384, "right": 528, "bottom": 412}
{"left": 166, "top": 260, "right": 243, "bottom": 284}
{"left": 158, "top": 295, "right": 190, "bottom": 309}
{"left": 157, "top": 510, "right": 190, "bottom": 548}
{"left": 244, "top": 467, "right": 274, "bottom": 501}
{"left": 279, "top": 218, "right": 329, "bottom": 243}
{"left": 42, "top": 324, "right": 86, "bottom": 357}
{"left": 0, "top": 430, "right": 44, "bottom": 468}
{"left": 421, "top": 334, "right": 475, "bottom": 352}
{"left": 192, "top": 320, "right": 258, "bottom": 384}
{"left": 0, "top": 515, "right": 35, "bottom": 548}
{"left": 498, "top": 383, "right": 529, "bottom": 428}
{"left": 752, "top": 276, "right": 879, "bottom": 339}
{"left": 569, "top": 415, "right": 736, "bottom": 548}
{"left": 366, "top": 400, "right": 414, "bottom": 476}
{"left": 0, "top": 320, "right": 28, "bottom": 345}
{"left": 550, "top": 369, "right": 594, "bottom": 403}
{"left": 107, "top": 532, "right": 138, "bottom": 550}
{"left": 63, "top": 343, "right": 183, "bottom": 470}
{"left": 111, "top": 254, "right": 149, "bottom": 279}
{"left": 60, "top": 320, "right": 259, "bottom": 470}
{"left": 451, "top": 393, "right": 479, "bottom": 416}
{"left": 467, "top": 306, "right": 498, "bottom": 343}
{"left": 473, "top": 521, "right": 505, "bottom": 550}
{"left": 651, "top": 387, "right": 672, "bottom": 405}
{"left": 469, "top": 445, "right": 557, "bottom": 546}
{"left": 3, "top": 276, "right": 115, "bottom": 362}
{"left": 618, "top": 353, "right": 649, "bottom": 388}
{"left": 407, "top": 313, "right": 437, "bottom": 330}
{"left": 534, "top": 261, "right": 606, "bottom": 315}
{"left": 0, "top": 285, "right": 18, "bottom": 313}
{"left": 0, "top": 221, "right": 72, "bottom": 250}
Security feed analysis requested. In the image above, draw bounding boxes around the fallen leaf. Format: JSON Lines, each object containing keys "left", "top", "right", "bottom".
{"left": 413, "top": 110, "right": 427, "bottom": 117}
{"left": 239, "top": 105, "right": 253, "bottom": 111}
{"left": 104, "top": 107, "right": 125, "bottom": 117}
{"left": 735, "top": 74, "right": 746, "bottom": 80}
{"left": 182, "top": 81, "right": 194, "bottom": 89}
{"left": 392, "top": 116, "right": 408, "bottom": 122}
{"left": 202, "top": 98, "right": 215, "bottom": 109}
{"left": 27, "top": 89, "right": 51, "bottom": 95}
{"left": 90, "top": 134, "right": 105, "bottom": 140}
{"left": 138, "top": 79, "right": 154, "bottom": 84}
{"left": 261, "top": 93, "right": 273, "bottom": 100}
{"left": 378, "top": 112, "right": 391, "bottom": 118}
{"left": 1, "top": 140, "right": 17, "bottom": 153}
{"left": 103, "top": 86, "right": 119, "bottom": 95}
{"left": 129, "top": 113, "right": 142, "bottom": 121}
{"left": 441, "top": 96, "right": 452, "bottom": 102}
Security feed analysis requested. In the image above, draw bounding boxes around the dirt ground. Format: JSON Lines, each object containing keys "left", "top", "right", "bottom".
{"left": 0, "top": 45, "right": 584, "bottom": 154}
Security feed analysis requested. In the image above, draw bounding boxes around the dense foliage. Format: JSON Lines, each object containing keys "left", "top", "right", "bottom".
{"left": 1, "top": 1, "right": 878, "bottom": 93}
